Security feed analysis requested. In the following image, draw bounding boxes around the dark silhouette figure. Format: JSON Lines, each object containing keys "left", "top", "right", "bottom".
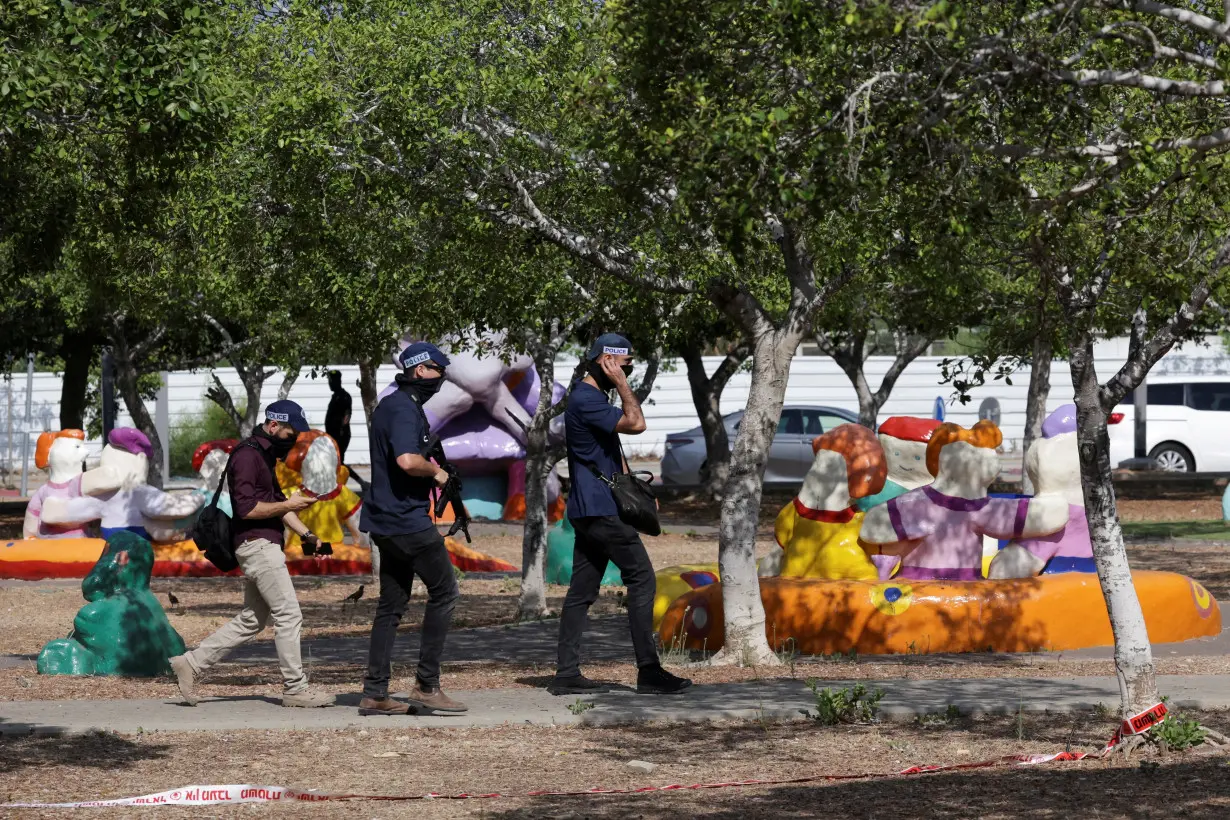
{"left": 325, "top": 369, "right": 369, "bottom": 494}
{"left": 325, "top": 370, "right": 353, "bottom": 461}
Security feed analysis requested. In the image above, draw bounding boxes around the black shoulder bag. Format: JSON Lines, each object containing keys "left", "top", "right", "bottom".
{"left": 576, "top": 438, "right": 661, "bottom": 537}
{"left": 189, "top": 439, "right": 259, "bottom": 572}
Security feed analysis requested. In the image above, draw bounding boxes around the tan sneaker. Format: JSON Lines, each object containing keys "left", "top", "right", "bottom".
{"left": 406, "top": 683, "right": 467, "bottom": 714}
{"left": 358, "top": 697, "right": 410, "bottom": 716}
{"left": 168, "top": 655, "right": 197, "bottom": 706}
{"left": 281, "top": 690, "right": 336, "bottom": 708}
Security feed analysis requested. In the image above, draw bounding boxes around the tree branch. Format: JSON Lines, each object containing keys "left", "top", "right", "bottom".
{"left": 711, "top": 340, "right": 751, "bottom": 395}
{"left": 278, "top": 367, "right": 301, "bottom": 401}
{"left": 1098, "top": 238, "right": 1229, "bottom": 409}
{"left": 874, "top": 333, "right": 933, "bottom": 408}
{"left": 205, "top": 373, "right": 244, "bottom": 433}
{"left": 634, "top": 348, "right": 662, "bottom": 404}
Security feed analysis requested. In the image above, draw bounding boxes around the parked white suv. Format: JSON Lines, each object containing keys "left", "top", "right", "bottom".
{"left": 1111, "top": 376, "right": 1230, "bottom": 471}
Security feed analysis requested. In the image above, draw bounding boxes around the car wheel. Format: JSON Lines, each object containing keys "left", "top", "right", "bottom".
{"left": 1149, "top": 443, "right": 1195, "bottom": 472}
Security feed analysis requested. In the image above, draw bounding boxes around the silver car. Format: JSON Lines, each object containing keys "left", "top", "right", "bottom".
{"left": 660, "top": 405, "right": 863, "bottom": 487}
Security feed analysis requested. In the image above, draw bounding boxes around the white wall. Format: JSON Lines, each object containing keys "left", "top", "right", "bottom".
{"left": 0, "top": 336, "right": 1225, "bottom": 473}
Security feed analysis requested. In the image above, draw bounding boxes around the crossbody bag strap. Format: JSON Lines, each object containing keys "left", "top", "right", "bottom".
{"left": 209, "top": 439, "right": 260, "bottom": 512}
{"left": 572, "top": 433, "right": 635, "bottom": 488}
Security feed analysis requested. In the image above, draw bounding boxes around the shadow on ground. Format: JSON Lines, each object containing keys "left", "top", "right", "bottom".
{"left": 0, "top": 720, "right": 170, "bottom": 774}
{"left": 485, "top": 755, "right": 1230, "bottom": 819}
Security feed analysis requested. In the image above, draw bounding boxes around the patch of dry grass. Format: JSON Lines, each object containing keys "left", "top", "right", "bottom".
{"left": 0, "top": 711, "right": 1228, "bottom": 818}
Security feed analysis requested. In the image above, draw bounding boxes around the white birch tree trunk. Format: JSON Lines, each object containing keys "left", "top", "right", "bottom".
{"left": 1068, "top": 333, "right": 1159, "bottom": 715}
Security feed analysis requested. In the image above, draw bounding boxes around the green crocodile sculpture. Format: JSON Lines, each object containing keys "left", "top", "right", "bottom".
{"left": 38, "top": 531, "right": 185, "bottom": 676}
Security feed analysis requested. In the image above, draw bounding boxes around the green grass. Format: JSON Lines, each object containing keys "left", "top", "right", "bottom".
{"left": 168, "top": 401, "right": 242, "bottom": 477}
{"left": 1121, "top": 520, "right": 1230, "bottom": 541}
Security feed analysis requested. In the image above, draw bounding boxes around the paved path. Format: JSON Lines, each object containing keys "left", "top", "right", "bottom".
{"left": 4, "top": 675, "right": 1230, "bottom": 736}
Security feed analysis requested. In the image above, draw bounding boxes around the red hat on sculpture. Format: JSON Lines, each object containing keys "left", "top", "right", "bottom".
{"left": 878, "top": 417, "right": 942, "bottom": 443}
{"left": 191, "top": 439, "right": 238, "bottom": 473}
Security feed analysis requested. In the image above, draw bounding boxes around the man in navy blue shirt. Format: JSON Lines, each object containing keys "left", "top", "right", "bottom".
{"left": 551, "top": 334, "right": 692, "bottom": 696}
{"left": 359, "top": 341, "right": 466, "bottom": 716}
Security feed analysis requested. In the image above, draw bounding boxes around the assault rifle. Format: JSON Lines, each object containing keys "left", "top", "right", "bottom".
{"left": 424, "top": 433, "right": 471, "bottom": 543}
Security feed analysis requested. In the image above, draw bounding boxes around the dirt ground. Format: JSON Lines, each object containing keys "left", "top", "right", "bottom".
{"left": 3, "top": 493, "right": 1229, "bottom": 704}
{"left": 1, "top": 711, "right": 1228, "bottom": 818}
{"left": 4, "top": 497, "right": 1230, "bottom": 818}
{"left": 0, "top": 531, "right": 774, "bottom": 657}
{"left": 3, "top": 538, "right": 1229, "bottom": 703}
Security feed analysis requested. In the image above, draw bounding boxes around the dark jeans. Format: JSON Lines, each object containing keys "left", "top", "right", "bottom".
{"left": 556, "top": 516, "right": 658, "bottom": 677}
{"left": 362, "top": 528, "right": 459, "bottom": 696}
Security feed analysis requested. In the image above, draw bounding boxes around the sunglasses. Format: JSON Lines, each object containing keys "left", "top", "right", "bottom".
{"left": 422, "top": 363, "right": 446, "bottom": 375}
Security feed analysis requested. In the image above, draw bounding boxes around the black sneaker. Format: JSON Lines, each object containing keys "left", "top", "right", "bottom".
{"left": 547, "top": 674, "right": 611, "bottom": 696}
{"left": 636, "top": 664, "right": 693, "bottom": 695}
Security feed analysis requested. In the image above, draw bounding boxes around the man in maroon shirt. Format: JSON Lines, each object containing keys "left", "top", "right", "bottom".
{"left": 169, "top": 400, "right": 336, "bottom": 708}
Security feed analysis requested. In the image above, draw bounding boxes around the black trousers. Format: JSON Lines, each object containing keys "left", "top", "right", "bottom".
{"left": 363, "top": 528, "right": 459, "bottom": 696}
{"left": 556, "top": 515, "right": 658, "bottom": 677}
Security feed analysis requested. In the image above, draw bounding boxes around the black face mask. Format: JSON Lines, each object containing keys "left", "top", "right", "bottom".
{"left": 256, "top": 426, "right": 296, "bottom": 460}
{"left": 396, "top": 371, "right": 445, "bottom": 404}
{"left": 586, "top": 360, "right": 633, "bottom": 392}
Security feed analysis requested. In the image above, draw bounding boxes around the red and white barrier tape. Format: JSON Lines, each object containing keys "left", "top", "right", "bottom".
{"left": 2, "top": 703, "right": 1169, "bottom": 808}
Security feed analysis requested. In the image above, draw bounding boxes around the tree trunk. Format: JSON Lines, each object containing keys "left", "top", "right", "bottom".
{"left": 821, "top": 328, "right": 930, "bottom": 429}
{"left": 1068, "top": 332, "right": 1159, "bottom": 715}
{"left": 712, "top": 330, "right": 798, "bottom": 666}
{"left": 1021, "top": 334, "right": 1053, "bottom": 495}
{"left": 851, "top": 368, "right": 878, "bottom": 429}
{"left": 517, "top": 345, "right": 559, "bottom": 621}
{"left": 357, "top": 356, "right": 381, "bottom": 428}
{"left": 237, "top": 365, "right": 267, "bottom": 438}
{"left": 59, "top": 332, "right": 93, "bottom": 430}
{"left": 518, "top": 426, "right": 553, "bottom": 620}
{"left": 278, "top": 366, "right": 301, "bottom": 401}
{"left": 111, "top": 339, "right": 164, "bottom": 489}
{"left": 682, "top": 347, "right": 733, "bottom": 499}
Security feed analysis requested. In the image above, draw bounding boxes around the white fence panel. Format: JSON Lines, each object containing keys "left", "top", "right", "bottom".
{"left": 0, "top": 335, "right": 1225, "bottom": 484}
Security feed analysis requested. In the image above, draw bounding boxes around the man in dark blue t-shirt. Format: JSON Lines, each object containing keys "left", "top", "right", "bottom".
{"left": 359, "top": 341, "right": 465, "bottom": 717}
{"left": 551, "top": 334, "right": 692, "bottom": 696}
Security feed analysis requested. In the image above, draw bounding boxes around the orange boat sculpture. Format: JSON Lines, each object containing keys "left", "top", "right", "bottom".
{"left": 657, "top": 572, "right": 1221, "bottom": 655}
{"left": 0, "top": 536, "right": 516, "bottom": 579}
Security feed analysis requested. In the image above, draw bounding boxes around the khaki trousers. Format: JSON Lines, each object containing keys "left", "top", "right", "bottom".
{"left": 184, "top": 538, "right": 307, "bottom": 694}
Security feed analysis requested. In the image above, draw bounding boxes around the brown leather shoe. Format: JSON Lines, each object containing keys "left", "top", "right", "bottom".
{"left": 358, "top": 697, "right": 410, "bottom": 716}
{"left": 406, "top": 683, "right": 468, "bottom": 713}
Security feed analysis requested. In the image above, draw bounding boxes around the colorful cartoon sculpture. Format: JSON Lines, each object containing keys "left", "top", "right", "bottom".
{"left": 655, "top": 417, "right": 1222, "bottom": 656}
{"left": 23, "top": 429, "right": 92, "bottom": 539}
{"left": 773, "top": 424, "right": 886, "bottom": 581}
{"left": 37, "top": 531, "right": 186, "bottom": 676}
{"left": 503, "top": 460, "right": 567, "bottom": 523}
{"left": 653, "top": 565, "right": 720, "bottom": 630}
{"left": 659, "top": 571, "right": 1222, "bottom": 655}
{"left": 859, "top": 421, "right": 1070, "bottom": 580}
{"left": 989, "top": 405, "right": 1096, "bottom": 578}
{"left": 275, "top": 430, "right": 363, "bottom": 553}
{"left": 381, "top": 330, "right": 543, "bottom": 440}
{"left": 151, "top": 439, "right": 239, "bottom": 544}
{"left": 546, "top": 518, "right": 621, "bottom": 586}
{"left": 379, "top": 331, "right": 566, "bottom": 520}
{"left": 41, "top": 428, "right": 204, "bottom": 543}
{"left": 855, "top": 417, "right": 942, "bottom": 510}
{"left": 191, "top": 439, "right": 236, "bottom": 518}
